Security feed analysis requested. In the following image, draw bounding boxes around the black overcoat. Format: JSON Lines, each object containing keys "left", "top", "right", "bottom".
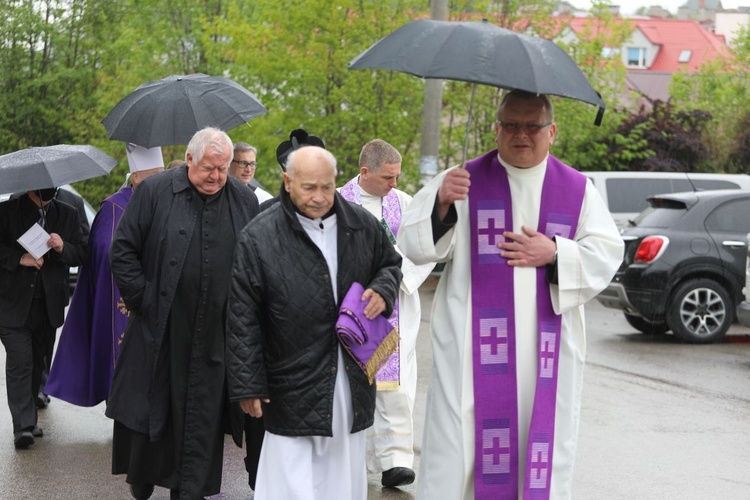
{"left": 106, "top": 166, "right": 259, "bottom": 441}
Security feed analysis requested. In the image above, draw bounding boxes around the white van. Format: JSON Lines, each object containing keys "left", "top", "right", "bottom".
{"left": 585, "top": 171, "right": 750, "bottom": 229}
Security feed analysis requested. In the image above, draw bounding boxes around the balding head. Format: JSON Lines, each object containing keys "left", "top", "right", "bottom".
{"left": 283, "top": 146, "right": 337, "bottom": 219}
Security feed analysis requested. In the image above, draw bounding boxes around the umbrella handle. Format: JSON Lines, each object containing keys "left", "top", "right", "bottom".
{"left": 461, "top": 83, "right": 477, "bottom": 168}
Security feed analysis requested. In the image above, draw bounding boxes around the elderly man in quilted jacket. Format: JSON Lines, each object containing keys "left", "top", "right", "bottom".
{"left": 226, "top": 145, "right": 402, "bottom": 500}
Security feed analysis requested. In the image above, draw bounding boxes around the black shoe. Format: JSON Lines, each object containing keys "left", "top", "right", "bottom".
{"left": 13, "top": 430, "right": 34, "bottom": 449}
{"left": 31, "top": 426, "right": 43, "bottom": 437}
{"left": 35, "top": 392, "right": 50, "bottom": 409}
{"left": 129, "top": 483, "right": 154, "bottom": 500}
{"left": 381, "top": 467, "right": 416, "bottom": 488}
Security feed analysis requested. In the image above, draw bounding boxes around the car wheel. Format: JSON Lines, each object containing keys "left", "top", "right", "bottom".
{"left": 667, "top": 279, "right": 733, "bottom": 343}
{"left": 624, "top": 314, "right": 669, "bottom": 335}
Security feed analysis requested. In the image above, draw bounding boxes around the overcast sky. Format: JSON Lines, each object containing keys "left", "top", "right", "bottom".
{"left": 570, "top": 1, "right": 748, "bottom": 15}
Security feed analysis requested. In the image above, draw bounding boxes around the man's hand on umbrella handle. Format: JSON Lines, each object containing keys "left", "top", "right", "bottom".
{"left": 20, "top": 253, "right": 44, "bottom": 269}
{"left": 437, "top": 168, "right": 471, "bottom": 221}
{"left": 47, "top": 233, "right": 64, "bottom": 253}
{"left": 361, "top": 288, "right": 386, "bottom": 319}
{"left": 240, "top": 398, "right": 270, "bottom": 418}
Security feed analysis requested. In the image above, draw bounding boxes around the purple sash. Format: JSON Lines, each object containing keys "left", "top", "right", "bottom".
{"left": 336, "top": 282, "right": 399, "bottom": 384}
{"left": 340, "top": 177, "right": 402, "bottom": 390}
{"left": 466, "top": 151, "right": 585, "bottom": 499}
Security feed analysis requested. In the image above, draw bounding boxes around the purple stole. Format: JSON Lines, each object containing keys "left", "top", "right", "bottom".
{"left": 340, "top": 177, "right": 402, "bottom": 390}
{"left": 466, "top": 151, "right": 586, "bottom": 499}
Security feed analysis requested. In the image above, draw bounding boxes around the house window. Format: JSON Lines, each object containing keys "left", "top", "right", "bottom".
{"left": 678, "top": 50, "right": 692, "bottom": 63}
{"left": 627, "top": 47, "right": 647, "bottom": 67}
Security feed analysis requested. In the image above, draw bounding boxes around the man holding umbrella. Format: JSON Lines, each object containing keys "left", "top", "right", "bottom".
{"left": 107, "top": 127, "right": 259, "bottom": 500}
{"left": 0, "top": 186, "right": 88, "bottom": 449}
{"left": 398, "top": 90, "right": 623, "bottom": 499}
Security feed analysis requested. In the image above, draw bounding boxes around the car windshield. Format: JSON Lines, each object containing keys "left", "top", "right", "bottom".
{"left": 631, "top": 203, "right": 687, "bottom": 228}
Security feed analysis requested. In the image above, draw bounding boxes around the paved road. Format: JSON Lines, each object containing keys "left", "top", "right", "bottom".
{"left": 1, "top": 277, "right": 749, "bottom": 499}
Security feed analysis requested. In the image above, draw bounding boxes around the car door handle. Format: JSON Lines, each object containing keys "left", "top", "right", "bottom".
{"left": 722, "top": 240, "right": 746, "bottom": 248}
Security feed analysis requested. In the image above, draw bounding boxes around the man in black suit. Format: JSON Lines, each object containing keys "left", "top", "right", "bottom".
{"left": 0, "top": 187, "right": 88, "bottom": 449}
{"left": 14, "top": 187, "right": 93, "bottom": 409}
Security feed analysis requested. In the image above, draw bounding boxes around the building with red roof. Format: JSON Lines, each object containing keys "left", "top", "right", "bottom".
{"left": 563, "top": 15, "right": 732, "bottom": 104}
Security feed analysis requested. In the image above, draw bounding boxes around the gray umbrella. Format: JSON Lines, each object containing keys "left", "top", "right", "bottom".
{"left": 349, "top": 19, "right": 605, "bottom": 160}
{"left": 102, "top": 73, "right": 268, "bottom": 148}
{"left": 0, "top": 145, "right": 118, "bottom": 196}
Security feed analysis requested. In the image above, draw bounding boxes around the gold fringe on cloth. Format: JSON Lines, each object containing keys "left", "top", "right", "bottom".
{"left": 364, "top": 326, "right": 399, "bottom": 385}
{"left": 376, "top": 379, "right": 400, "bottom": 391}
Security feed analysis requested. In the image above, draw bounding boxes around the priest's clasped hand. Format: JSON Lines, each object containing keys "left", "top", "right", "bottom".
{"left": 498, "top": 225, "right": 556, "bottom": 267}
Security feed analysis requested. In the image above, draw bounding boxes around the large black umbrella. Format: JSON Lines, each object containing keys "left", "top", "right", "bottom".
{"left": 102, "top": 73, "right": 268, "bottom": 148}
{"left": 0, "top": 145, "right": 117, "bottom": 196}
{"left": 349, "top": 19, "right": 605, "bottom": 160}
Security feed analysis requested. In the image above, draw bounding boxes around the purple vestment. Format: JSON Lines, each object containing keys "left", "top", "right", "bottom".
{"left": 466, "top": 151, "right": 586, "bottom": 499}
{"left": 46, "top": 186, "right": 133, "bottom": 407}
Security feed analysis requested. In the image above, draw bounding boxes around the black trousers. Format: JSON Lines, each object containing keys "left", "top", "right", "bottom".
{"left": 28, "top": 297, "right": 55, "bottom": 402}
{"left": 244, "top": 415, "right": 265, "bottom": 490}
{"left": 0, "top": 298, "right": 51, "bottom": 433}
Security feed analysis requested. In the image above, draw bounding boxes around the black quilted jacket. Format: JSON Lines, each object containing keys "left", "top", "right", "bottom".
{"left": 226, "top": 188, "right": 402, "bottom": 436}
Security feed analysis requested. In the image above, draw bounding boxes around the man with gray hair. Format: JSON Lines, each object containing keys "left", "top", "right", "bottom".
{"left": 226, "top": 145, "right": 402, "bottom": 499}
{"left": 107, "top": 127, "right": 260, "bottom": 500}
{"left": 230, "top": 142, "right": 274, "bottom": 203}
{"left": 339, "top": 139, "right": 434, "bottom": 488}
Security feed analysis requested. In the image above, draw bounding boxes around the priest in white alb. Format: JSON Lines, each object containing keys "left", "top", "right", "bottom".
{"left": 397, "top": 90, "right": 624, "bottom": 500}
{"left": 340, "top": 139, "right": 434, "bottom": 488}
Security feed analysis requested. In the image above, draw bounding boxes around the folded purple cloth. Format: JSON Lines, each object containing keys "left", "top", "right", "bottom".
{"left": 336, "top": 282, "right": 399, "bottom": 384}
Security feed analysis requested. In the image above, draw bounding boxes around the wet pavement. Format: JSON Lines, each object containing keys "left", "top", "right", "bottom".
{"left": 1, "top": 276, "right": 749, "bottom": 499}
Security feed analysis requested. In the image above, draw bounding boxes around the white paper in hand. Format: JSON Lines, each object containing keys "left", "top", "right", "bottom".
{"left": 17, "top": 223, "right": 51, "bottom": 260}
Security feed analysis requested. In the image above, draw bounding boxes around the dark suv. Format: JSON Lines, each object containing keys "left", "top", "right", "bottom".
{"left": 597, "top": 190, "right": 750, "bottom": 343}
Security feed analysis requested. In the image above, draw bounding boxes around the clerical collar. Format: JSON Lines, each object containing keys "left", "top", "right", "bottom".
{"left": 497, "top": 153, "right": 548, "bottom": 174}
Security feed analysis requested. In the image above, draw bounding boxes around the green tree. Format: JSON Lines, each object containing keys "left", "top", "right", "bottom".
{"left": 0, "top": 0, "right": 103, "bottom": 151}
{"left": 599, "top": 101, "right": 711, "bottom": 172}
{"left": 79, "top": 0, "right": 234, "bottom": 204}
{"left": 212, "top": 0, "right": 428, "bottom": 193}
{"left": 671, "top": 25, "right": 750, "bottom": 172}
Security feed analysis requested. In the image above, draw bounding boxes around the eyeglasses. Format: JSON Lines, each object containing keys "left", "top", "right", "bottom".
{"left": 497, "top": 121, "right": 553, "bottom": 136}
{"left": 232, "top": 160, "right": 257, "bottom": 169}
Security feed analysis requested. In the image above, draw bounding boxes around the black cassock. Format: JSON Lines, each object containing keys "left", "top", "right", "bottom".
{"left": 113, "top": 186, "right": 235, "bottom": 499}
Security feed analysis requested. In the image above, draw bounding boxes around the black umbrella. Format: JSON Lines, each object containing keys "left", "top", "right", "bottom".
{"left": 0, "top": 145, "right": 117, "bottom": 196}
{"left": 349, "top": 19, "right": 605, "bottom": 161}
{"left": 102, "top": 73, "right": 268, "bottom": 148}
